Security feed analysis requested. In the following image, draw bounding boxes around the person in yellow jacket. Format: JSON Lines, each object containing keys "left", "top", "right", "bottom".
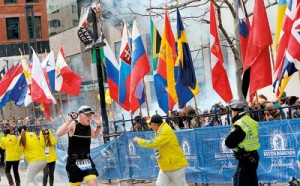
{"left": 39, "top": 128, "right": 58, "bottom": 186}
{"left": 132, "top": 114, "right": 188, "bottom": 186}
{"left": 16, "top": 125, "right": 47, "bottom": 186}
{"left": 0, "top": 128, "right": 21, "bottom": 186}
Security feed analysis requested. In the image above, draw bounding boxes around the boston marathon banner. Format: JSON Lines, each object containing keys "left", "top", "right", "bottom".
{"left": 56, "top": 119, "right": 300, "bottom": 183}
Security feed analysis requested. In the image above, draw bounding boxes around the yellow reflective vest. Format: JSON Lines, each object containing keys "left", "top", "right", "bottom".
{"left": 232, "top": 114, "right": 260, "bottom": 152}
{"left": 137, "top": 122, "right": 188, "bottom": 171}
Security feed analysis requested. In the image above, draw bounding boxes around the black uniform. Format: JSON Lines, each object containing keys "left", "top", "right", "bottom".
{"left": 225, "top": 112, "right": 259, "bottom": 186}
{"left": 66, "top": 122, "right": 98, "bottom": 183}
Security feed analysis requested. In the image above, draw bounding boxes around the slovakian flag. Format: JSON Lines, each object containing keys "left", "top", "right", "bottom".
{"left": 210, "top": 2, "right": 233, "bottom": 103}
{"left": 42, "top": 51, "right": 56, "bottom": 91}
{"left": 175, "top": 8, "right": 199, "bottom": 108}
{"left": 130, "top": 20, "right": 150, "bottom": 114}
{"left": 278, "top": 4, "right": 300, "bottom": 92}
{"left": 118, "top": 20, "right": 132, "bottom": 110}
{"left": 31, "top": 50, "right": 56, "bottom": 118}
{"left": 55, "top": 47, "right": 82, "bottom": 96}
{"left": 273, "top": 0, "right": 299, "bottom": 98}
{"left": 156, "top": 10, "right": 178, "bottom": 113}
{"left": 103, "top": 39, "right": 130, "bottom": 111}
{"left": 21, "top": 55, "right": 33, "bottom": 106}
{"left": 243, "top": 0, "right": 272, "bottom": 102}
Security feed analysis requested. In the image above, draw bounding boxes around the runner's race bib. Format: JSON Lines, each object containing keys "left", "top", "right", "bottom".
{"left": 76, "top": 159, "right": 92, "bottom": 171}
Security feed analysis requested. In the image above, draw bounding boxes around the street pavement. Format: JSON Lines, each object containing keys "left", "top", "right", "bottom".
{"left": 0, "top": 166, "right": 287, "bottom": 186}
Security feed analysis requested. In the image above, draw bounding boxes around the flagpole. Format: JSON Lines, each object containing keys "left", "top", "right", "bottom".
{"left": 92, "top": 80, "right": 99, "bottom": 114}
{"left": 143, "top": 79, "right": 150, "bottom": 117}
{"left": 59, "top": 93, "right": 63, "bottom": 112}
{"left": 67, "top": 94, "right": 71, "bottom": 114}
{"left": 269, "top": 46, "right": 275, "bottom": 70}
{"left": 32, "top": 103, "right": 36, "bottom": 121}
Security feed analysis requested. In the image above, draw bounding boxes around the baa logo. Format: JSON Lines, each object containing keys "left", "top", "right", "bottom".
{"left": 270, "top": 130, "right": 286, "bottom": 150}
{"left": 128, "top": 141, "right": 136, "bottom": 155}
{"left": 181, "top": 138, "right": 191, "bottom": 155}
{"left": 220, "top": 136, "right": 231, "bottom": 153}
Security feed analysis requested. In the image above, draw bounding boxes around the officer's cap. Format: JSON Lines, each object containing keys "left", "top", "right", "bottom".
{"left": 228, "top": 99, "right": 246, "bottom": 111}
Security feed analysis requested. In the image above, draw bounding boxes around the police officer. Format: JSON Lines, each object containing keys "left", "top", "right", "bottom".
{"left": 225, "top": 99, "right": 260, "bottom": 186}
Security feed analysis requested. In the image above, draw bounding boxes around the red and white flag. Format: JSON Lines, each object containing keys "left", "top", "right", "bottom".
{"left": 55, "top": 47, "right": 82, "bottom": 96}
{"left": 210, "top": 2, "right": 233, "bottom": 103}
{"left": 31, "top": 50, "right": 56, "bottom": 118}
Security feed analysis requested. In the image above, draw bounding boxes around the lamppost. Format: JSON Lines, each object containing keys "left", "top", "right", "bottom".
{"left": 91, "top": 3, "right": 109, "bottom": 143}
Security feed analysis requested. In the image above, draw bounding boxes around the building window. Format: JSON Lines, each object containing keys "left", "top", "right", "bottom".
{"left": 71, "top": 4, "right": 77, "bottom": 14}
{"left": 6, "top": 18, "right": 20, "bottom": 40}
{"left": 49, "top": 19, "right": 61, "bottom": 28}
{"left": 34, "top": 16, "right": 42, "bottom": 38}
{"left": 26, "top": 0, "right": 39, "bottom": 3}
{"left": 4, "top": 0, "right": 17, "bottom": 4}
{"left": 73, "top": 19, "right": 79, "bottom": 27}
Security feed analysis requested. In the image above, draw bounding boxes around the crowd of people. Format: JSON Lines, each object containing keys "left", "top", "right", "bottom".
{"left": 0, "top": 94, "right": 298, "bottom": 185}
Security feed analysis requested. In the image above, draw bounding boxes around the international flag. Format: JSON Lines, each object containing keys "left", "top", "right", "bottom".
{"left": 242, "top": 0, "right": 272, "bottom": 102}
{"left": 238, "top": 0, "right": 250, "bottom": 63}
{"left": 42, "top": 51, "right": 56, "bottom": 91}
{"left": 275, "top": 0, "right": 287, "bottom": 52}
{"left": 103, "top": 39, "right": 130, "bottom": 111}
{"left": 175, "top": 8, "right": 199, "bottom": 108}
{"left": 0, "top": 64, "right": 23, "bottom": 109}
{"left": 55, "top": 47, "right": 82, "bottom": 96}
{"left": 273, "top": 0, "right": 299, "bottom": 98}
{"left": 210, "top": 2, "right": 233, "bottom": 103}
{"left": 150, "top": 18, "right": 166, "bottom": 111}
{"left": 31, "top": 50, "right": 56, "bottom": 118}
{"left": 0, "top": 68, "right": 5, "bottom": 81}
{"left": 278, "top": 5, "right": 300, "bottom": 92}
{"left": 150, "top": 17, "right": 161, "bottom": 73}
{"left": 130, "top": 20, "right": 150, "bottom": 114}
{"left": 118, "top": 20, "right": 132, "bottom": 110}
{"left": 156, "top": 10, "right": 178, "bottom": 113}
{"left": 9, "top": 63, "right": 28, "bottom": 107}
{"left": 21, "top": 55, "right": 33, "bottom": 106}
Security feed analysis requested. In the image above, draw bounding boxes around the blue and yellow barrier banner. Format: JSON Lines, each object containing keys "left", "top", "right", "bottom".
{"left": 56, "top": 119, "right": 300, "bottom": 183}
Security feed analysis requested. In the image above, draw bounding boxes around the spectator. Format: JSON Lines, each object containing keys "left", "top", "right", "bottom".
{"left": 39, "top": 128, "right": 58, "bottom": 186}
{"left": 0, "top": 128, "right": 21, "bottom": 186}
{"left": 264, "top": 102, "right": 282, "bottom": 121}
{"left": 288, "top": 96, "right": 300, "bottom": 118}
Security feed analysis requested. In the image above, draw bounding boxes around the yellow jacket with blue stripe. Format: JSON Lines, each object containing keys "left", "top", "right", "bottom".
{"left": 39, "top": 130, "right": 58, "bottom": 163}
{"left": 0, "top": 134, "right": 21, "bottom": 161}
{"left": 137, "top": 122, "right": 188, "bottom": 171}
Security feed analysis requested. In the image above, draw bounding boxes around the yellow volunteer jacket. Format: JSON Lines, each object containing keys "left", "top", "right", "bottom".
{"left": 0, "top": 134, "right": 21, "bottom": 161}
{"left": 16, "top": 132, "right": 46, "bottom": 163}
{"left": 39, "top": 130, "right": 58, "bottom": 163}
{"left": 137, "top": 122, "right": 188, "bottom": 171}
